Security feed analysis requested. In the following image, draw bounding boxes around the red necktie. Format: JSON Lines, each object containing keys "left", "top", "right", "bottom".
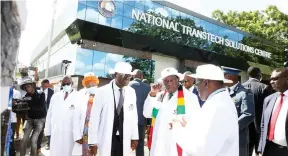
{"left": 64, "top": 92, "right": 68, "bottom": 100}
{"left": 268, "top": 93, "right": 284, "bottom": 141}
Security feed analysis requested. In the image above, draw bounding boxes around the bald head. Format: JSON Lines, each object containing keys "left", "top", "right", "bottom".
{"left": 133, "top": 69, "right": 143, "bottom": 80}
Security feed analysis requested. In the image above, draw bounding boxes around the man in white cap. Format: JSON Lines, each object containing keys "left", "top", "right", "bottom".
{"left": 171, "top": 64, "right": 239, "bottom": 156}
{"left": 143, "top": 67, "right": 200, "bottom": 156}
{"left": 88, "top": 62, "right": 138, "bottom": 156}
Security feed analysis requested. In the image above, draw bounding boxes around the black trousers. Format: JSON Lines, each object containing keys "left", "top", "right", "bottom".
{"left": 111, "top": 135, "right": 123, "bottom": 156}
{"left": 263, "top": 140, "right": 288, "bottom": 156}
{"left": 136, "top": 125, "right": 145, "bottom": 156}
{"left": 248, "top": 124, "right": 260, "bottom": 156}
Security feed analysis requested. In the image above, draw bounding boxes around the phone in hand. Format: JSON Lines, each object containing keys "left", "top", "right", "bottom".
{"left": 28, "top": 67, "right": 35, "bottom": 70}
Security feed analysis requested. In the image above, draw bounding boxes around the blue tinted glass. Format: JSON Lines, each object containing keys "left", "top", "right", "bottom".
{"left": 92, "top": 50, "right": 107, "bottom": 77}
{"left": 111, "top": 15, "right": 123, "bottom": 29}
{"left": 77, "top": 4, "right": 86, "bottom": 20}
{"left": 85, "top": 6, "right": 98, "bottom": 23}
{"left": 171, "top": 8, "right": 179, "bottom": 18}
{"left": 163, "top": 6, "right": 171, "bottom": 18}
{"left": 135, "top": 0, "right": 145, "bottom": 10}
{"left": 179, "top": 12, "right": 186, "bottom": 19}
{"left": 123, "top": 4, "right": 134, "bottom": 18}
{"left": 123, "top": 17, "right": 134, "bottom": 30}
{"left": 212, "top": 24, "right": 218, "bottom": 35}
{"left": 194, "top": 17, "right": 201, "bottom": 28}
{"left": 238, "top": 33, "right": 244, "bottom": 41}
{"left": 75, "top": 48, "right": 94, "bottom": 75}
{"left": 78, "top": 0, "right": 86, "bottom": 5}
{"left": 115, "top": 2, "right": 123, "bottom": 15}
{"left": 153, "top": 2, "right": 162, "bottom": 10}
{"left": 200, "top": 20, "right": 208, "bottom": 31}
{"left": 144, "top": 1, "right": 153, "bottom": 12}
{"left": 98, "top": 16, "right": 112, "bottom": 26}
{"left": 86, "top": 0, "right": 98, "bottom": 8}
{"left": 205, "top": 22, "right": 214, "bottom": 33}
{"left": 124, "top": 0, "right": 135, "bottom": 7}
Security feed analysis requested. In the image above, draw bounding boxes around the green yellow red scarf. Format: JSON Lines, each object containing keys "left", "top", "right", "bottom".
{"left": 148, "top": 85, "right": 185, "bottom": 156}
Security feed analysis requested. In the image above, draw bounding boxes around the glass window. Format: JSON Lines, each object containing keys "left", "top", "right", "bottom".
{"left": 124, "top": 0, "right": 135, "bottom": 7}
{"left": 123, "top": 17, "right": 134, "bottom": 30}
{"left": 86, "top": 0, "right": 98, "bottom": 8}
{"left": 200, "top": 20, "right": 207, "bottom": 31}
{"left": 238, "top": 33, "right": 244, "bottom": 41}
{"left": 85, "top": 6, "right": 99, "bottom": 23}
{"left": 123, "top": 4, "right": 134, "bottom": 18}
{"left": 153, "top": 2, "right": 162, "bottom": 10}
{"left": 98, "top": 15, "right": 112, "bottom": 27}
{"left": 115, "top": 2, "right": 124, "bottom": 15}
{"left": 144, "top": 1, "right": 153, "bottom": 12}
{"left": 194, "top": 17, "right": 201, "bottom": 28}
{"left": 111, "top": 15, "right": 123, "bottom": 29}
{"left": 179, "top": 12, "right": 186, "bottom": 19}
{"left": 205, "top": 22, "right": 214, "bottom": 33}
{"left": 77, "top": 4, "right": 86, "bottom": 20}
{"left": 171, "top": 8, "right": 179, "bottom": 18}
{"left": 78, "top": 0, "right": 86, "bottom": 5}
{"left": 135, "top": 0, "right": 145, "bottom": 10}
{"left": 75, "top": 48, "right": 94, "bottom": 75}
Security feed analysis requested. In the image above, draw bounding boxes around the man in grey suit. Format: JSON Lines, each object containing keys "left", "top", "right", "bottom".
{"left": 129, "top": 69, "right": 151, "bottom": 156}
{"left": 242, "top": 67, "right": 272, "bottom": 156}
{"left": 223, "top": 66, "right": 255, "bottom": 156}
{"left": 258, "top": 68, "right": 288, "bottom": 156}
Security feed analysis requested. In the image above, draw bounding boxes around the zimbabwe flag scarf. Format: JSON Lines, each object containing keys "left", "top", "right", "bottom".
{"left": 147, "top": 85, "right": 185, "bottom": 156}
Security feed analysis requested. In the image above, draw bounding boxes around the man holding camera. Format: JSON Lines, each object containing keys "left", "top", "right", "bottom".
{"left": 19, "top": 79, "right": 46, "bottom": 156}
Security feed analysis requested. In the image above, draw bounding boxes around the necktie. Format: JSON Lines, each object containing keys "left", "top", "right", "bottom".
{"left": 268, "top": 93, "right": 284, "bottom": 141}
{"left": 64, "top": 92, "right": 68, "bottom": 100}
{"left": 117, "top": 88, "right": 124, "bottom": 115}
{"left": 168, "top": 93, "right": 173, "bottom": 100}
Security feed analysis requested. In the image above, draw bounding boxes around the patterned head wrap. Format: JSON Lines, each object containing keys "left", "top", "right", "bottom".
{"left": 82, "top": 72, "right": 99, "bottom": 87}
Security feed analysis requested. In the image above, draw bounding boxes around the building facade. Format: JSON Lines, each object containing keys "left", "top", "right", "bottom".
{"left": 31, "top": 0, "right": 284, "bottom": 89}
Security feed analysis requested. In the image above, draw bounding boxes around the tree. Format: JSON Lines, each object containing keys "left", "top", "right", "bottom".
{"left": 212, "top": 6, "right": 288, "bottom": 45}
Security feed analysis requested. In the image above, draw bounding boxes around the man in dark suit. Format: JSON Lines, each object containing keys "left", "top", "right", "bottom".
{"left": 182, "top": 71, "right": 204, "bottom": 106}
{"left": 129, "top": 69, "right": 150, "bottom": 156}
{"left": 37, "top": 79, "right": 54, "bottom": 153}
{"left": 242, "top": 67, "right": 272, "bottom": 156}
{"left": 258, "top": 68, "right": 288, "bottom": 156}
{"left": 223, "top": 67, "right": 255, "bottom": 156}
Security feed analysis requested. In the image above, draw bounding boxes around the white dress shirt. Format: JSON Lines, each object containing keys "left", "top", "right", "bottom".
{"left": 112, "top": 81, "right": 126, "bottom": 108}
{"left": 272, "top": 90, "right": 288, "bottom": 146}
{"left": 43, "top": 88, "right": 48, "bottom": 102}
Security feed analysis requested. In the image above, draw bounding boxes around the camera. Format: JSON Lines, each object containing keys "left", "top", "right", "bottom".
{"left": 12, "top": 97, "right": 32, "bottom": 113}
{"left": 28, "top": 66, "right": 35, "bottom": 70}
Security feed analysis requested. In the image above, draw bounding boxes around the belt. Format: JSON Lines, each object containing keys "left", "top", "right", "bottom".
{"left": 266, "top": 140, "right": 287, "bottom": 149}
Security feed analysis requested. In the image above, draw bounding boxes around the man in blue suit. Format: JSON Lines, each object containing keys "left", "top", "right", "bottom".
{"left": 182, "top": 71, "right": 204, "bottom": 107}
{"left": 129, "top": 69, "right": 150, "bottom": 156}
{"left": 223, "top": 66, "right": 255, "bottom": 156}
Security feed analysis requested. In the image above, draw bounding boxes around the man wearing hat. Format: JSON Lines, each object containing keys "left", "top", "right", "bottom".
{"left": 143, "top": 67, "right": 200, "bottom": 156}
{"left": 72, "top": 72, "right": 99, "bottom": 156}
{"left": 88, "top": 62, "right": 139, "bottom": 156}
{"left": 19, "top": 79, "right": 46, "bottom": 156}
{"left": 223, "top": 66, "right": 255, "bottom": 156}
{"left": 182, "top": 71, "right": 204, "bottom": 107}
{"left": 171, "top": 64, "right": 239, "bottom": 156}
{"left": 44, "top": 75, "right": 79, "bottom": 156}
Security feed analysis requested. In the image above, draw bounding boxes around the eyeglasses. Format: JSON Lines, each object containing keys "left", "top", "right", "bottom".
{"left": 62, "top": 83, "right": 71, "bottom": 86}
{"left": 182, "top": 80, "right": 188, "bottom": 83}
{"left": 119, "top": 73, "right": 132, "bottom": 79}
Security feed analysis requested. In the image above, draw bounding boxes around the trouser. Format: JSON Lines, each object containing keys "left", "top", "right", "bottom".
{"left": 240, "top": 145, "right": 248, "bottom": 156}
{"left": 16, "top": 112, "right": 26, "bottom": 137}
{"left": 263, "top": 140, "right": 288, "bottom": 156}
{"left": 20, "top": 118, "right": 45, "bottom": 156}
{"left": 9, "top": 123, "right": 16, "bottom": 156}
{"left": 136, "top": 125, "right": 145, "bottom": 156}
{"left": 37, "top": 130, "right": 50, "bottom": 149}
{"left": 111, "top": 135, "right": 123, "bottom": 156}
{"left": 248, "top": 124, "right": 260, "bottom": 156}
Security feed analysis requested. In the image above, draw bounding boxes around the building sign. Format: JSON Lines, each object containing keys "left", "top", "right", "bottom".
{"left": 98, "top": 0, "right": 116, "bottom": 18}
{"left": 132, "top": 10, "right": 272, "bottom": 59}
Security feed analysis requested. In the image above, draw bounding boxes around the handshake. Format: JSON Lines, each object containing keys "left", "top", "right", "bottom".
{"left": 169, "top": 115, "right": 188, "bottom": 130}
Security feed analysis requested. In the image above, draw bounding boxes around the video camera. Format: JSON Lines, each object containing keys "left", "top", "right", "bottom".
{"left": 12, "top": 97, "right": 31, "bottom": 113}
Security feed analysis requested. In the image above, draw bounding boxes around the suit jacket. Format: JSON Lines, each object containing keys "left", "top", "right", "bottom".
{"left": 129, "top": 79, "right": 151, "bottom": 125}
{"left": 258, "top": 92, "right": 288, "bottom": 153}
{"left": 192, "top": 87, "right": 204, "bottom": 107}
{"left": 242, "top": 78, "right": 271, "bottom": 132}
{"left": 229, "top": 83, "right": 254, "bottom": 147}
{"left": 46, "top": 88, "right": 54, "bottom": 109}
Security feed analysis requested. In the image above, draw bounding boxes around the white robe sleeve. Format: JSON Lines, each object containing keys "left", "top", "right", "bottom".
{"left": 73, "top": 99, "right": 83, "bottom": 142}
{"left": 131, "top": 89, "right": 139, "bottom": 140}
{"left": 172, "top": 108, "right": 230, "bottom": 156}
{"left": 88, "top": 90, "right": 103, "bottom": 145}
{"left": 44, "top": 93, "right": 55, "bottom": 136}
{"left": 143, "top": 92, "right": 163, "bottom": 118}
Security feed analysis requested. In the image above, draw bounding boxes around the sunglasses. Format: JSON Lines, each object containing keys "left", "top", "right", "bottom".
{"left": 62, "top": 83, "right": 71, "bottom": 86}
{"left": 119, "top": 73, "right": 132, "bottom": 79}
{"left": 182, "top": 80, "right": 188, "bottom": 83}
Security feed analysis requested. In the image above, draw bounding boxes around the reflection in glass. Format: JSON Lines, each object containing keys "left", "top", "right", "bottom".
{"left": 124, "top": 0, "right": 135, "bottom": 7}
{"left": 135, "top": 1, "right": 145, "bottom": 10}
{"left": 98, "top": 15, "right": 112, "bottom": 27}
{"left": 78, "top": 0, "right": 86, "bottom": 5}
{"left": 123, "top": 17, "right": 134, "bottom": 30}
{"left": 111, "top": 15, "right": 123, "bottom": 29}
{"left": 194, "top": 17, "right": 201, "bottom": 27}
{"left": 171, "top": 8, "right": 179, "bottom": 18}
{"left": 77, "top": 3, "right": 86, "bottom": 20}
{"left": 115, "top": 2, "right": 124, "bottom": 15}
{"left": 123, "top": 4, "right": 134, "bottom": 18}
{"left": 85, "top": 7, "right": 99, "bottom": 23}
{"left": 86, "top": 0, "right": 98, "bottom": 8}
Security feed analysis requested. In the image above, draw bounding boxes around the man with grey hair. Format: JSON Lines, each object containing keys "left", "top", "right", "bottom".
{"left": 129, "top": 69, "right": 150, "bottom": 156}
{"left": 182, "top": 71, "right": 204, "bottom": 106}
{"left": 45, "top": 76, "right": 79, "bottom": 156}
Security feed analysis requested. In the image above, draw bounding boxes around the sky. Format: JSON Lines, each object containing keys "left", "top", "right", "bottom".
{"left": 18, "top": 0, "right": 288, "bottom": 65}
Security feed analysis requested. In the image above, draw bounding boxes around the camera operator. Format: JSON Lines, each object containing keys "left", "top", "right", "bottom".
{"left": 19, "top": 79, "right": 46, "bottom": 156}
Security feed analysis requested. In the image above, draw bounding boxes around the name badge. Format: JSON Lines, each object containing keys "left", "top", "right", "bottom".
{"left": 129, "top": 104, "right": 134, "bottom": 111}
{"left": 69, "top": 104, "right": 75, "bottom": 110}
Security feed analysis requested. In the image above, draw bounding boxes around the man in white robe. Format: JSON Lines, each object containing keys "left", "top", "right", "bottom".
{"left": 171, "top": 64, "right": 239, "bottom": 156}
{"left": 44, "top": 76, "right": 79, "bottom": 156}
{"left": 143, "top": 68, "right": 200, "bottom": 156}
{"left": 88, "top": 62, "right": 138, "bottom": 156}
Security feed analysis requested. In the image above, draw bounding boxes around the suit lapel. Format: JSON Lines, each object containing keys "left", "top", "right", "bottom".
{"left": 266, "top": 93, "right": 279, "bottom": 122}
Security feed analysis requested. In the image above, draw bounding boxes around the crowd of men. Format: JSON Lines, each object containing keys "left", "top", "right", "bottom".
{"left": 3, "top": 61, "right": 288, "bottom": 156}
